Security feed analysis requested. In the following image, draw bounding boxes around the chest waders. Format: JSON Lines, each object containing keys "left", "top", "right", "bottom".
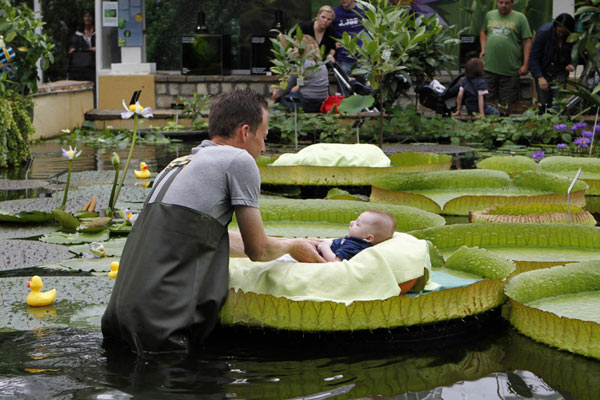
{"left": 101, "top": 155, "right": 230, "bottom": 353}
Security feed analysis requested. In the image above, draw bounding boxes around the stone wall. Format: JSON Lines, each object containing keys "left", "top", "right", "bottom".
{"left": 154, "top": 72, "right": 533, "bottom": 110}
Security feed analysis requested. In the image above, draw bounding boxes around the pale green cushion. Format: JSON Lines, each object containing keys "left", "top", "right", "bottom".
{"left": 229, "top": 233, "right": 430, "bottom": 305}
{"left": 271, "top": 143, "right": 391, "bottom": 167}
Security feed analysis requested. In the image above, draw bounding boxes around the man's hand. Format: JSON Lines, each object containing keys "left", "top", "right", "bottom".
{"left": 518, "top": 64, "right": 529, "bottom": 75}
{"left": 289, "top": 238, "right": 326, "bottom": 263}
{"left": 538, "top": 76, "right": 549, "bottom": 91}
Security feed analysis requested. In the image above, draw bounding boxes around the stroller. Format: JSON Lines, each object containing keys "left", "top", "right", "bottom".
{"left": 329, "top": 62, "right": 410, "bottom": 111}
{"left": 417, "top": 73, "right": 464, "bottom": 116}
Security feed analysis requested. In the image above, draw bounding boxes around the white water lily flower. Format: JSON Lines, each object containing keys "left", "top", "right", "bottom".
{"left": 121, "top": 208, "right": 139, "bottom": 225}
{"left": 121, "top": 99, "right": 153, "bottom": 119}
{"left": 89, "top": 242, "right": 106, "bottom": 258}
{"left": 61, "top": 146, "right": 82, "bottom": 160}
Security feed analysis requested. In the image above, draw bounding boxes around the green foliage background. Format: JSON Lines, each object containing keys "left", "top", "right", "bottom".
{"left": 0, "top": 91, "right": 33, "bottom": 167}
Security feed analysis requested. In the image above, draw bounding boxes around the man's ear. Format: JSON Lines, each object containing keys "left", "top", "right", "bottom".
{"left": 237, "top": 123, "right": 250, "bottom": 142}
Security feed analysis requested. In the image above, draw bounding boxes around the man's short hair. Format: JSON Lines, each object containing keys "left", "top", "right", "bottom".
{"left": 208, "top": 89, "right": 268, "bottom": 139}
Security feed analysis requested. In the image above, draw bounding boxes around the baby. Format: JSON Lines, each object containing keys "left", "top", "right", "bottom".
{"left": 318, "top": 209, "right": 396, "bottom": 262}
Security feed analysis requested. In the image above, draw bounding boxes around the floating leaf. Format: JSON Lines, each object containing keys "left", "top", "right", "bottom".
{"left": 470, "top": 204, "right": 596, "bottom": 225}
{"left": 0, "top": 210, "right": 53, "bottom": 223}
{"left": 51, "top": 209, "right": 80, "bottom": 231}
{"left": 476, "top": 155, "right": 539, "bottom": 176}
{"left": 505, "top": 261, "right": 600, "bottom": 359}
{"left": 0, "top": 240, "right": 73, "bottom": 272}
{"left": 59, "top": 256, "right": 120, "bottom": 272}
{"left": 40, "top": 230, "right": 110, "bottom": 245}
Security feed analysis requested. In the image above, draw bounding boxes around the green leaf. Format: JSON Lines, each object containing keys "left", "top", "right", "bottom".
{"left": 40, "top": 230, "right": 110, "bottom": 245}
{"left": 51, "top": 209, "right": 80, "bottom": 231}
{"left": 337, "top": 95, "right": 375, "bottom": 114}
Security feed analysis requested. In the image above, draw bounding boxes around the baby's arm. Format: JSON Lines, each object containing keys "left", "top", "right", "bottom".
{"left": 317, "top": 239, "right": 339, "bottom": 262}
{"left": 477, "top": 94, "right": 485, "bottom": 118}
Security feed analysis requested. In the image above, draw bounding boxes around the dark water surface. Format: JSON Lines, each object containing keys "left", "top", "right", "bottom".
{"left": 2, "top": 317, "right": 597, "bottom": 399}
{"left": 2, "top": 141, "right": 600, "bottom": 398}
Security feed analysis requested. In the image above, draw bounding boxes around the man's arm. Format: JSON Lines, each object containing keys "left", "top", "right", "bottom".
{"left": 233, "top": 206, "right": 326, "bottom": 262}
{"left": 519, "top": 37, "right": 532, "bottom": 75}
{"left": 479, "top": 29, "right": 487, "bottom": 59}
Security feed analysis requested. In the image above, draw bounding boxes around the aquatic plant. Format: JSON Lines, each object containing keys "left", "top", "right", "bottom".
{"left": 60, "top": 146, "right": 81, "bottom": 210}
{"left": 112, "top": 100, "right": 153, "bottom": 213}
{"left": 469, "top": 204, "right": 596, "bottom": 225}
{"left": 504, "top": 261, "right": 600, "bottom": 359}
{"left": 107, "top": 152, "right": 120, "bottom": 213}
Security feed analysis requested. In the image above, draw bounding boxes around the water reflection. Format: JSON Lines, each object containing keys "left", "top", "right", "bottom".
{"left": 0, "top": 318, "right": 583, "bottom": 399}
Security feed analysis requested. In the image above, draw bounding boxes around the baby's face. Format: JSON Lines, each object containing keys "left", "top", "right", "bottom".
{"left": 348, "top": 212, "right": 377, "bottom": 240}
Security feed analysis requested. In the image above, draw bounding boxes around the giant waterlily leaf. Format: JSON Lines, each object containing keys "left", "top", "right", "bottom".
{"left": 371, "top": 170, "right": 587, "bottom": 215}
{"left": 0, "top": 240, "right": 73, "bottom": 272}
{"left": 476, "top": 155, "right": 539, "bottom": 176}
{"left": 469, "top": 204, "right": 596, "bottom": 225}
{"left": 504, "top": 261, "right": 600, "bottom": 359}
{"left": 585, "top": 195, "right": 600, "bottom": 213}
{"left": 40, "top": 230, "right": 110, "bottom": 245}
{"left": 445, "top": 246, "right": 515, "bottom": 280}
{"left": 259, "top": 152, "right": 451, "bottom": 186}
{"left": 220, "top": 247, "right": 509, "bottom": 331}
{"left": 540, "top": 156, "right": 600, "bottom": 195}
{"left": 0, "top": 276, "right": 113, "bottom": 331}
{"left": 411, "top": 223, "right": 600, "bottom": 273}
{"left": 59, "top": 256, "right": 120, "bottom": 273}
{"left": 234, "top": 199, "right": 445, "bottom": 232}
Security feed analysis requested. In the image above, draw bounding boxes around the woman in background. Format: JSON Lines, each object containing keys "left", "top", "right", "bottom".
{"left": 300, "top": 5, "right": 337, "bottom": 63}
{"left": 68, "top": 10, "right": 95, "bottom": 82}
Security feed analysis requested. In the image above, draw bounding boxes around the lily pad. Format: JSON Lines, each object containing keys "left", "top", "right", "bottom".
{"left": 0, "top": 276, "right": 113, "bottom": 331}
{"left": 51, "top": 209, "right": 81, "bottom": 231}
{"left": 69, "top": 238, "right": 127, "bottom": 257}
{"left": 411, "top": 223, "right": 600, "bottom": 273}
{"left": 325, "top": 188, "right": 368, "bottom": 201}
{"left": 236, "top": 198, "right": 445, "bottom": 232}
{"left": 0, "top": 209, "right": 53, "bottom": 223}
{"left": 540, "top": 156, "right": 600, "bottom": 195}
{"left": 259, "top": 152, "right": 452, "bottom": 186}
{"left": 220, "top": 246, "right": 510, "bottom": 331}
{"left": 504, "top": 261, "right": 600, "bottom": 359}
{"left": 40, "top": 230, "right": 110, "bottom": 245}
{"left": 370, "top": 170, "right": 588, "bottom": 215}
{"left": 51, "top": 184, "right": 151, "bottom": 210}
{"left": 0, "top": 239, "right": 73, "bottom": 272}
{"left": 476, "top": 155, "right": 538, "bottom": 176}
{"left": 0, "top": 223, "right": 57, "bottom": 240}
{"left": 59, "top": 256, "right": 120, "bottom": 273}
{"left": 54, "top": 170, "right": 137, "bottom": 185}
{"left": 469, "top": 204, "right": 596, "bottom": 225}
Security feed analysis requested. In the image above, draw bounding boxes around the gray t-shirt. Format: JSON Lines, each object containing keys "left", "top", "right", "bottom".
{"left": 149, "top": 140, "right": 260, "bottom": 225}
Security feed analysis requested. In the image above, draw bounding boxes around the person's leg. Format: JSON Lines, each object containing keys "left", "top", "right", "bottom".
{"left": 549, "top": 73, "right": 568, "bottom": 112}
{"left": 483, "top": 71, "right": 499, "bottom": 108}
{"left": 277, "top": 92, "right": 300, "bottom": 112}
{"left": 535, "top": 78, "right": 552, "bottom": 114}
{"left": 498, "top": 74, "right": 520, "bottom": 115}
{"left": 484, "top": 103, "right": 500, "bottom": 115}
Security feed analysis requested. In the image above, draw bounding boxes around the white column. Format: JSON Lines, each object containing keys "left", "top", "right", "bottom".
{"left": 553, "top": 0, "right": 575, "bottom": 17}
{"left": 33, "top": 0, "right": 42, "bottom": 82}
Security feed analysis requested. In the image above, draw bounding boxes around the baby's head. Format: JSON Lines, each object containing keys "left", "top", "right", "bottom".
{"left": 348, "top": 209, "right": 396, "bottom": 245}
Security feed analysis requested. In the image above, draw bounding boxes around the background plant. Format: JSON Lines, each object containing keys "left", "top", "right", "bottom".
{"left": 337, "top": 0, "right": 458, "bottom": 148}
{"left": 181, "top": 93, "right": 211, "bottom": 131}
{"left": 0, "top": 90, "right": 34, "bottom": 168}
{"left": 0, "top": 0, "right": 54, "bottom": 96}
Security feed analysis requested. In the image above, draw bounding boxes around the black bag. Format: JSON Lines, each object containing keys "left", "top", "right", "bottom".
{"left": 69, "top": 50, "right": 94, "bottom": 68}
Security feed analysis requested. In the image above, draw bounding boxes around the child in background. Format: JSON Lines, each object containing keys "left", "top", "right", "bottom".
{"left": 318, "top": 209, "right": 396, "bottom": 261}
{"left": 453, "top": 58, "right": 500, "bottom": 118}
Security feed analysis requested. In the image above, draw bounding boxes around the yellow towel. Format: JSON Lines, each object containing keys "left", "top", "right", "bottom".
{"left": 229, "top": 233, "right": 431, "bottom": 305}
{"left": 271, "top": 143, "right": 391, "bottom": 167}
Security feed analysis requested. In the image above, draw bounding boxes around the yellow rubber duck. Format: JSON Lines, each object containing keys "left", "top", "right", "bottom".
{"left": 134, "top": 162, "right": 151, "bottom": 179}
{"left": 108, "top": 261, "right": 119, "bottom": 278}
{"left": 26, "top": 276, "right": 56, "bottom": 307}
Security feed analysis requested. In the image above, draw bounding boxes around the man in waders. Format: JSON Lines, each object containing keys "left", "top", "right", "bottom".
{"left": 101, "top": 89, "right": 325, "bottom": 353}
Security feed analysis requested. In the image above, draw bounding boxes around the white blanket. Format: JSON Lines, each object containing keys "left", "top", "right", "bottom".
{"left": 271, "top": 143, "right": 391, "bottom": 167}
{"left": 229, "top": 233, "right": 431, "bottom": 305}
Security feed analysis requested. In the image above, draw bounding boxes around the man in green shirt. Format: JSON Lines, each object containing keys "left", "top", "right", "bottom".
{"left": 479, "top": 0, "right": 532, "bottom": 114}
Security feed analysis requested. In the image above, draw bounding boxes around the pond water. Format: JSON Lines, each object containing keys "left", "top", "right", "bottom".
{"left": 1, "top": 140, "right": 599, "bottom": 399}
